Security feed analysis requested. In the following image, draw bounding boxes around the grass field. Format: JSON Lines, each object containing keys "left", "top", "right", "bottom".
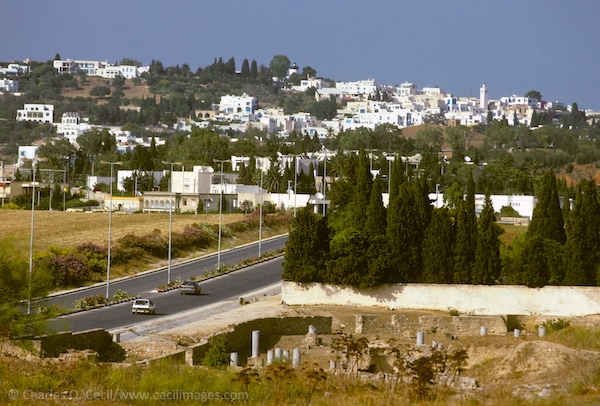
{"left": 0, "top": 210, "right": 250, "bottom": 257}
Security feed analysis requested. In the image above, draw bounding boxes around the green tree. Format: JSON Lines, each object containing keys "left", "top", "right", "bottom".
{"left": 282, "top": 205, "right": 329, "bottom": 282}
{"left": 525, "top": 90, "right": 542, "bottom": 101}
{"left": 563, "top": 179, "right": 600, "bottom": 285}
{"left": 202, "top": 335, "right": 229, "bottom": 369}
{"left": 453, "top": 173, "right": 477, "bottom": 283}
{"left": 240, "top": 59, "right": 250, "bottom": 78}
{"left": 364, "top": 176, "right": 387, "bottom": 238}
{"left": 325, "top": 228, "right": 370, "bottom": 287}
{"left": 270, "top": 55, "right": 291, "bottom": 78}
{"left": 90, "top": 86, "right": 111, "bottom": 97}
{"left": 421, "top": 208, "right": 455, "bottom": 283}
{"left": 349, "top": 152, "right": 372, "bottom": 231}
{"left": 386, "top": 180, "right": 431, "bottom": 282}
{"left": 472, "top": 193, "right": 501, "bottom": 284}
{"left": 528, "top": 169, "right": 565, "bottom": 244}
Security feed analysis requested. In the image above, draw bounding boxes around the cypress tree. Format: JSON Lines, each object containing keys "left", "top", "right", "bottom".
{"left": 282, "top": 205, "right": 329, "bottom": 283}
{"left": 325, "top": 228, "right": 370, "bottom": 287}
{"left": 563, "top": 179, "right": 600, "bottom": 285}
{"left": 386, "top": 181, "right": 431, "bottom": 282}
{"left": 453, "top": 172, "right": 477, "bottom": 283}
{"left": 421, "top": 208, "right": 455, "bottom": 283}
{"left": 364, "top": 176, "right": 387, "bottom": 238}
{"left": 528, "top": 169, "right": 565, "bottom": 244}
{"left": 472, "top": 193, "right": 501, "bottom": 284}
{"left": 350, "top": 152, "right": 373, "bottom": 231}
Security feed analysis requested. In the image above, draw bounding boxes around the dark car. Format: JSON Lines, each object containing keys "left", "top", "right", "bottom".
{"left": 179, "top": 280, "right": 201, "bottom": 295}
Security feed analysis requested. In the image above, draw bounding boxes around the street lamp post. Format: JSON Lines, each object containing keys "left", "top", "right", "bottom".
{"left": 385, "top": 153, "right": 395, "bottom": 195}
{"left": 101, "top": 160, "right": 123, "bottom": 300}
{"left": 162, "top": 161, "right": 183, "bottom": 285}
{"left": 214, "top": 159, "right": 230, "bottom": 271}
{"left": 258, "top": 159, "right": 264, "bottom": 257}
{"left": 28, "top": 157, "right": 46, "bottom": 315}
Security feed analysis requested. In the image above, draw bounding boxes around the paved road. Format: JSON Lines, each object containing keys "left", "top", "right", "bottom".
{"left": 42, "top": 234, "right": 287, "bottom": 309}
{"left": 45, "top": 235, "right": 287, "bottom": 333}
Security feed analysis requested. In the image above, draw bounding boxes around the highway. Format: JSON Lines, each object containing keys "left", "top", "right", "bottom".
{"left": 46, "top": 235, "right": 287, "bottom": 333}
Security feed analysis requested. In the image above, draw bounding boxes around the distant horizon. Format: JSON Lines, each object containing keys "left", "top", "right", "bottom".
{"left": 2, "top": 1, "right": 598, "bottom": 111}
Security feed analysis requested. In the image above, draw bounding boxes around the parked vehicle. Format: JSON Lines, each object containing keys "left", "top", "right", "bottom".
{"left": 132, "top": 298, "right": 156, "bottom": 314}
{"left": 179, "top": 280, "right": 201, "bottom": 295}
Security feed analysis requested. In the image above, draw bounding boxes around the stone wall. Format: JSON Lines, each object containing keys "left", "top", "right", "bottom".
{"left": 191, "top": 316, "right": 332, "bottom": 365}
{"left": 37, "top": 329, "right": 126, "bottom": 362}
{"left": 282, "top": 282, "right": 600, "bottom": 317}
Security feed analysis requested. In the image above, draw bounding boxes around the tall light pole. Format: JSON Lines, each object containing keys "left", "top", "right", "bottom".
{"left": 162, "top": 161, "right": 183, "bottom": 285}
{"left": 293, "top": 155, "right": 301, "bottom": 218}
{"left": 366, "top": 149, "right": 376, "bottom": 174}
{"left": 385, "top": 153, "right": 395, "bottom": 195}
{"left": 213, "top": 159, "right": 230, "bottom": 271}
{"left": 101, "top": 160, "right": 123, "bottom": 300}
{"left": 322, "top": 148, "right": 329, "bottom": 216}
{"left": 258, "top": 159, "right": 264, "bottom": 257}
{"left": 28, "top": 157, "right": 46, "bottom": 315}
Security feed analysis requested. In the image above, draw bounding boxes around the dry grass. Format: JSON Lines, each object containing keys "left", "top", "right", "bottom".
{"left": 0, "top": 210, "right": 246, "bottom": 256}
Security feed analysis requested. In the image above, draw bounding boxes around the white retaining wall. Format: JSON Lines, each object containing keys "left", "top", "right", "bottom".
{"left": 281, "top": 282, "right": 600, "bottom": 317}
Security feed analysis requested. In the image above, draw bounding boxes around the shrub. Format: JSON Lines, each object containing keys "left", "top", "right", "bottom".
{"left": 50, "top": 252, "right": 92, "bottom": 287}
{"left": 116, "top": 229, "right": 167, "bottom": 257}
{"left": 74, "top": 294, "right": 106, "bottom": 309}
{"left": 541, "top": 318, "right": 570, "bottom": 333}
{"left": 1, "top": 203, "right": 20, "bottom": 210}
{"left": 111, "top": 289, "right": 130, "bottom": 301}
{"left": 202, "top": 335, "right": 229, "bottom": 369}
{"left": 111, "top": 246, "right": 147, "bottom": 265}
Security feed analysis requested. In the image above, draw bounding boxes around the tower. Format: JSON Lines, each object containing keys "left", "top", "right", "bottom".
{"left": 480, "top": 84, "right": 488, "bottom": 109}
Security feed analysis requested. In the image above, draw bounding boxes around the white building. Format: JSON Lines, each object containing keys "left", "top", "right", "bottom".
{"left": 53, "top": 59, "right": 148, "bottom": 79}
{"left": 56, "top": 112, "right": 91, "bottom": 145}
{"left": 0, "top": 63, "right": 29, "bottom": 76}
{"left": 397, "top": 82, "right": 418, "bottom": 98}
{"left": 219, "top": 93, "right": 258, "bottom": 115}
{"left": 17, "top": 146, "right": 38, "bottom": 167}
{"left": 0, "top": 79, "right": 18, "bottom": 93}
{"left": 500, "top": 95, "right": 539, "bottom": 108}
{"left": 16, "top": 104, "right": 54, "bottom": 123}
{"left": 335, "top": 79, "right": 377, "bottom": 98}
{"left": 291, "top": 77, "right": 330, "bottom": 92}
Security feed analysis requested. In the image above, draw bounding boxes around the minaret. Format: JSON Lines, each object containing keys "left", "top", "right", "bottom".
{"left": 480, "top": 84, "right": 488, "bottom": 109}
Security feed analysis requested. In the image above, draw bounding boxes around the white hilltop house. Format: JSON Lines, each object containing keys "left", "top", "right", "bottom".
{"left": 53, "top": 58, "right": 149, "bottom": 79}
{"left": 16, "top": 104, "right": 54, "bottom": 123}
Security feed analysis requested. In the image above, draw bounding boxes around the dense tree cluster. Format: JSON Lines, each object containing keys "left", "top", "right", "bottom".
{"left": 284, "top": 154, "right": 600, "bottom": 288}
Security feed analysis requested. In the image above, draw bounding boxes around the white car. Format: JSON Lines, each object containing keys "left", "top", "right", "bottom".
{"left": 132, "top": 298, "right": 156, "bottom": 315}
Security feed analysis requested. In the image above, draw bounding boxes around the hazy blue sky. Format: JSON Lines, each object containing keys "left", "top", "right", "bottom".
{"left": 3, "top": 1, "right": 599, "bottom": 110}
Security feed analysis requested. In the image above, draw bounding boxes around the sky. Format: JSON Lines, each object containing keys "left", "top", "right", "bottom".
{"left": 2, "top": 0, "right": 600, "bottom": 111}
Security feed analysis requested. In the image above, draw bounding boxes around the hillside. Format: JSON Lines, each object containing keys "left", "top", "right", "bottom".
{"left": 61, "top": 77, "right": 155, "bottom": 101}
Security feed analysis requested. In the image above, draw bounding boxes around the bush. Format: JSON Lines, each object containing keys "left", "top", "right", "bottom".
{"left": 74, "top": 294, "right": 106, "bottom": 310}
{"left": 541, "top": 318, "right": 570, "bottom": 333}
{"left": 202, "top": 335, "right": 229, "bottom": 369}
{"left": 111, "top": 289, "right": 130, "bottom": 301}
{"left": 50, "top": 252, "right": 92, "bottom": 287}
{"left": 1, "top": 203, "right": 20, "bottom": 210}
{"left": 116, "top": 229, "right": 167, "bottom": 257}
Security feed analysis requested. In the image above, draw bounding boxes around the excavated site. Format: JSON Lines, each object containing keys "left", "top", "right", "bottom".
{"left": 118, "top": 293, "right": 600, "bottom": 400}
